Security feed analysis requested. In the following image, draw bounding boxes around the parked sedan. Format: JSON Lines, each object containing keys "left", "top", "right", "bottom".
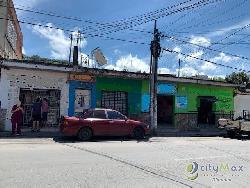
{"left": 60, "top": 108, "right": 150, "bottom": 141}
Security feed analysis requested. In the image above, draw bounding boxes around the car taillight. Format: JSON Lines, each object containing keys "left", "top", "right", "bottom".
{"left": 64, "top": 121, "right": 69, "bottom": 126}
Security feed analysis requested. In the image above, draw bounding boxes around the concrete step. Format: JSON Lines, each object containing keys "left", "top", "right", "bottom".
{"left": 156, "top": 127, "right": 226, "bottom": 137}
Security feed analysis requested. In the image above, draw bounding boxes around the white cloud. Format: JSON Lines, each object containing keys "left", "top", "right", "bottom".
{"left": 210, "top": 53, "right": 239, "bottom": 63}
{"left": 105, "top": 54, "right": 149, "bottom": 73}
{"left": 13, "top": 0, "right": 46, "bottom": 15}
{"left": 22, "top": 47, "right": 26, "bottom": 55}
{"left": 32, "top": 23, "right": 87, "bottom": 60}
{"left": 158, "top": 68, "right": 171, "bottom": 74}
{"left": 114, "top": 49, "right": 122, "bottom": 55}
{"left": 190, "top": 36, "right": 211, "bottom": 47}
{"left": 185, "top": 50, "right": 204, "bottom": 64}
{"left": 179, "top": 66, "right": 199, "bottom": 77}
{"left": 173, "top": 46, "right": 181, "bottom": 53}
{"left": 207, "top": 19, "right": 250, "bottom": 37}
{"left": 201, "top": 61, "right": 216, "bottom": 71}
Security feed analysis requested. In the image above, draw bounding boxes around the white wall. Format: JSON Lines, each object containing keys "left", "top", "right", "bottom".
{"left": 0, "top": 68, "right": 69, "bottom": 131}
{"left": 234, "top": 94, "right": 250, "bottom": 119}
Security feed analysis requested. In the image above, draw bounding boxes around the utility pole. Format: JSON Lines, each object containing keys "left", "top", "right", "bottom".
{"left": 150, "top": 20, "right": 161, "bottom": 133}
{"left": 68, "top": 34, "right": 73, "bottom": 64}
{"left": 178, "top": 59, "right": 181, "bottom": 77}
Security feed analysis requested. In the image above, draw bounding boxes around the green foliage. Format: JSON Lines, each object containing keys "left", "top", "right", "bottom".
{"left": 225, "top": 72, "right": 249, "bottom": 85}
{"left": 212, "top": 77, "right": 225, "bottom": 82}
{"left": 24, "top": 55, "right": 68, "bottom": 65}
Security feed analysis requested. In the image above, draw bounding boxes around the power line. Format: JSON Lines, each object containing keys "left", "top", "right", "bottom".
{"left": 5, "top": 0, "right": 222, "bottom": 44}
{"left": 2, "top": 0, "right": 196, "bottom": 33}
{"left": 3, "top": 0, "right": 223, "bottom": 36}
{"left": 84, "top": 0, "right": 224, "bottom": 37}
{"left": 162, "top": 47, "right": 250, "bottom": 72}
{"left": 198, "top": 22, "right": 250, "bottom": 59}
{"left": 167, "top": 0, "right": 227, "bottom": 33}
{"left": 175, "top": 0, "right": 248, "bottom": 32}
{"left": 161, "top": 34, "right": 250, "bottom": 61}
{"left": 0, "top": 17, "right": 150, "bottom": 46}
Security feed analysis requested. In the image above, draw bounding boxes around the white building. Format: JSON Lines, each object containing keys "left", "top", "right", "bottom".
{"left": 234, "top": 93, "right": 250, "bottom": 119}
{"left": 0, "top": 60, "right": 70, "bottom": 131}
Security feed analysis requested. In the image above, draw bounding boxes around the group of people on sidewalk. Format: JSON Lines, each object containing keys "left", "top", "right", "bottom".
{"left": 11, "top": 97, "right": 49, "bottom": 136}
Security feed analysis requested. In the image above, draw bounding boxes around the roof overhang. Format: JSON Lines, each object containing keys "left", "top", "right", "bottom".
{"left": 0, "top": 59, "right": 238, "bottom": 87}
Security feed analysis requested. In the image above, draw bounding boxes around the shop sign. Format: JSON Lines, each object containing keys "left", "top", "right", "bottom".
{"left": 157, "top": 83, "right": 176, "bottom": 94}
{"left": 68, "top": 74, "right": 95, "bottom": 82}
{"left": 176, "top": 96, "right": 188, "bottom": 109}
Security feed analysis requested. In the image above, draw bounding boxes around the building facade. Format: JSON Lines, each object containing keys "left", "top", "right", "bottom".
{"left": 0, "top": 59, "right": 236, "bottom": 132}
{"left": 0, "top": 0, "right": 23, "bottom": 59}
{"left": 0, "top": 60, "right": 69, "bottom": 130}
{"left": 234, "top": 93, "right": 250, "bottom": 119}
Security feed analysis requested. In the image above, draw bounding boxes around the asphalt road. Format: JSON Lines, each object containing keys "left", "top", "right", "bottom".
{"left": 0, "top": 136, "right": 249, "bottom": 188}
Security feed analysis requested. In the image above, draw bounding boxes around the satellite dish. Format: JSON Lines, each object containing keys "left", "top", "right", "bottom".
{"left": 93, "top": 48, "right": 107, "bottom": 66}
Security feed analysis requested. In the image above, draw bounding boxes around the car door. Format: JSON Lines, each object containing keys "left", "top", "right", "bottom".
{"left": 107, "top": 110, "right": 130, "bottom": 136}
{"left": 90, "top": 110, "right": 110, "bottom": 136}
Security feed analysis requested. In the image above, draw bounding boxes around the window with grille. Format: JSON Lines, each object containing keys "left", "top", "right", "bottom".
{"left": 101, "top": 91, "right": 128, "bottom": 115}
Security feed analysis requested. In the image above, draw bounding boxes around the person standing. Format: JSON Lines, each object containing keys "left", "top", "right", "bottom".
{"left": 41, "top": 98, "right": 49, "bottom": 127}
{"left": 32, "top": 98, "right": 42, "bottom": 132}
{"left": 11, "top": 101, "right": 24, "bottom": 136}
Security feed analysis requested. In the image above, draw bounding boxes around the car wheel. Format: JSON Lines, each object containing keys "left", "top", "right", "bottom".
{"left": 78, "top": 127, "right": 93, "bottom": 141}
{"left": 227, "top": 130, "right": 236, "bottom": 138}
{"left": 133, "top": 127, "right": 145, "bottom": 139}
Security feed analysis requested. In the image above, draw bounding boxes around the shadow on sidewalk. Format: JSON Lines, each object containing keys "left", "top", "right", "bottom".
{"left": 53, "top": 136, "right": 151, "bottom": 143}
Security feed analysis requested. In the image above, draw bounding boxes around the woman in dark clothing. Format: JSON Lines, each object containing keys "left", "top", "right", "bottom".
{"left": 11, "top": 101, "right": 24, "bottom": 136}
{"left": 32, "top": 98, "right": 42, "bottom": 132}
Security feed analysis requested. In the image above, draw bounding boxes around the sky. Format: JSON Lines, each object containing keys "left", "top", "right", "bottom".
{"left": 12, "top": 0, "right": 250, "bottom": 78}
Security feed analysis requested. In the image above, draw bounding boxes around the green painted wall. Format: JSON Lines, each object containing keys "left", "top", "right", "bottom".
{"left": 96, "top": 77, "right": 235, "bottom": 117}
{"left": 96, "top": 77, "right": 142, "bottom": 115}
{"left": 141, "top": 80, "right": 149, "bottom": 93}
{"left": 175, "top": 83, "right": 234, "bottom": 113}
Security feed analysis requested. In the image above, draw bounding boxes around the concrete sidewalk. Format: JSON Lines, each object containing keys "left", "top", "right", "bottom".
{"left": 0, "top": 127, "right": 62, "bottom": 138}
{"left": 0, "top": 127, "right": 227, "bottom": 138}
{"left": 156, "top": 127, "right": 227, "bottom": 137}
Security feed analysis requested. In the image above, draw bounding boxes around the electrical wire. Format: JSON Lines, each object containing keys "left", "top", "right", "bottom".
{"left": 176, "top": 0, "right": 248, "bottom": 32}
{"left": 0, "top": 17, "right": 149, "bottom": 46}
{"left": 2, "top": 0, "right": 223, "bottom": 36}
{"left": 161, "top": 33, "right": 250, "bottom": 61}
{"left": 162, "top": 47, "right": 250, "bottom": 72}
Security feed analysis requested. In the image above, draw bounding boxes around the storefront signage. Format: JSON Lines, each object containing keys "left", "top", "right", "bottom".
{"left": 68, "top": 74, "right": 95, "bottom": 82}
{"left": 157, "top": 83, "right": 176, "bottom": 95}
{"left": 75, "top": 89, "right": 91, "bottom": 113}
{"left": 176, "top": 96, "right": 188, "bottom": 109}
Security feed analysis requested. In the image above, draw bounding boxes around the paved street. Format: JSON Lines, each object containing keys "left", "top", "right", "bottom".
{"left": 0, "top": 136, "right": 249, "bottom": 188}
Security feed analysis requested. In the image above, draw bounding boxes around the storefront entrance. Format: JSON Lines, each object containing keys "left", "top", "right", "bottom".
{"left": 157, "top": 95, "right": 174, "bottom": 126}
{"left": 19, "top": 89, "right": 61, "bottom": 127}
{"left": 198, "top": 96, "right": 216, "bottom": 125}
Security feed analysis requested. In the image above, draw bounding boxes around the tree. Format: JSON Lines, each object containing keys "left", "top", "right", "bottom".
{"left": 225, "top": 72, "right": 249, "bottom": 85}
{"left": 212, "top": 76, "right": 225, "bottom": 82}
{"left": 24, "top": 55, "right": 68, "bottom": 65}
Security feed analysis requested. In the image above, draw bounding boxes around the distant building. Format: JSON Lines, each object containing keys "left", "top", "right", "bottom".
{"left": 0, "top": 0, "right": 23, "bottom": 59}
{"left": 234, "top": 93, "right": 250, "bottom": 119}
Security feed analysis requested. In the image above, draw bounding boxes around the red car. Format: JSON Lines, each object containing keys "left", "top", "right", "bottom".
{"left": 60, "top": 108, "right": 150, "bottom": 141}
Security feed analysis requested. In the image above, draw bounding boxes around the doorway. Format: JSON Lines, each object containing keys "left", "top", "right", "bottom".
{"left": 19, "top": 89, "right": 61, "bottom": 127}
{"left": 198, "top": 96, "right": 216, "bottom": 125}
{"left": 157, "top": 95, "right": 174, "bottom": 126}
